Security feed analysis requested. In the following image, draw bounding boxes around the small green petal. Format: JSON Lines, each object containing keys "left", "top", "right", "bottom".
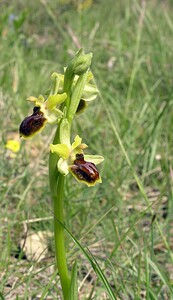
{"left": 51, "top": 72, "right": 64, "bottom": 83}
{"left": 27, "top": 95, "right": 45, "bottom": 107}
{"left": 72, "top": 135, "right": 82, "bottom": 150}
{"left": 50, "top": 72, "right": 64, "bottom": 93}
{"left": 80, "top": 143, "right": 88, "bottom": 149}
{"left": 50, "top": 144, "right": 70, "bottom": 159}
{"left": 84, "top": 155, "right": 104, "bottom": 165}
{"left": 46, "top": 93, "right": 67, "bottom": 110}
{"left": 35, "top": 95, "right": 45, "bottom": 107}
{"left": 27, "top": 96, "right": 38, "bottom": 102}
{"left": 38, "top": 95, "right": 45, "bottom": 102}
{"left": 50, "top": 72, "right": 59, "bottom": 79}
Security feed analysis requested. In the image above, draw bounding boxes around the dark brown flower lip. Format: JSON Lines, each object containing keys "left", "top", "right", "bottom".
{"left": 70, "top": 153, "right": 100, "bottom": 184}
{"left": 19, "top": 106, "right": 47, "bottom": 138}
{"left": 76, "top": 99, "right": 87, "bottom": 114}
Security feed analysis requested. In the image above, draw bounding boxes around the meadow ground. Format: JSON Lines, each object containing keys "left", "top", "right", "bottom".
{"left": 0, "top": 0, "right": 173, "bottom": 299}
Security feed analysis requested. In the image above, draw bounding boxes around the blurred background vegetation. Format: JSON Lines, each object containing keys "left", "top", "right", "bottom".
{"left": 0, "top": 0, "right": 173, "bottom": 299}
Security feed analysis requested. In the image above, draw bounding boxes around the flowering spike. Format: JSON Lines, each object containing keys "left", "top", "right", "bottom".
{"left": 19, "top": 50, "right": 103, "bottom": 300}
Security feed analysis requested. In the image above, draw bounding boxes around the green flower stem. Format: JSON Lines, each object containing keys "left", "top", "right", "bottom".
{"left": 54, "top": 174, "right": 70, "bottom": 299}
{"left": 49, "top": 122, "right": 70, "bottom": 299}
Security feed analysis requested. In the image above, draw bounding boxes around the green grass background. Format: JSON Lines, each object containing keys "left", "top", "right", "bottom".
{"left": 0, "top": 0, "right": 173, "bottom": 299}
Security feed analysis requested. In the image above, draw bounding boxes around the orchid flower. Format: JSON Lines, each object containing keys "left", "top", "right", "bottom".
{"left": 19, "top": 93, "right": 67, "bottom": 139}
{"left": 50, "top": 119, "right": 104, "bottom": 186}
{"left": 19, "top": 49, "right": 104, "bottom": 299}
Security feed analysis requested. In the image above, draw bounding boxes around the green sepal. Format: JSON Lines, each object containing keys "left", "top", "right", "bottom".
{"left": 50, "top": 144, "right": 70, "bottom": 159}
{"left": 67, "top": 261, "right": 78, "bottom": 300}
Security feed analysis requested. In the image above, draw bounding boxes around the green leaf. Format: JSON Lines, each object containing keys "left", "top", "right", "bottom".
{"left": 0, "top": 292, "right": 4, "bottom": 300}
{"left": 67, "top": 261, "right": 78, "bottom": 300}
{"left": 147, "top": 256, "right": 173, "bottom": 294}
{"left": 54, "top": 217, "right": 117, "bottom": 300}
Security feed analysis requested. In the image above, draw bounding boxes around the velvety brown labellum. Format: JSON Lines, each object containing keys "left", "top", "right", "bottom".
{"left": 19, "top": 107, "right": 47, "bottom": 138}
{"left": 76, "top": 99, "right": 87, "bottom": 114}
{"left": 70, "top": 153, "right": 99, "bottom": 183}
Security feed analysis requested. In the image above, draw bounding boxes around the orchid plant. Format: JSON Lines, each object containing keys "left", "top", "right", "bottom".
{"left": 19, "top": 49, "right": 104, "bottom": 299}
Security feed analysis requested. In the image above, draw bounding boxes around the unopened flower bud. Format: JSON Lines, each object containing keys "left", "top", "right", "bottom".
{"left": 73, "top": 53, "right": 92, "bottom": 76}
